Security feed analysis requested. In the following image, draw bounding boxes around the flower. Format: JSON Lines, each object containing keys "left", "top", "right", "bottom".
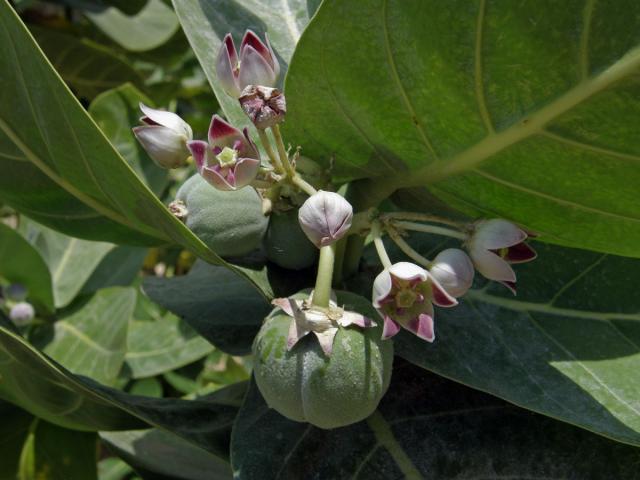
{"left": 132, "top": 103, "right": 193, "bottom": 169}
{"left": 429, "top": 248, "right": 475, "bottom": 298}
{"left": 466, "top": 219, "right": 537, "bottom": 294}
{"left": 298, "top": 191, "right": 353, "bottom": 248}
{"left": 187, "top": 115, "right": 261, "bottom": 191}
{"left": 372, "top": 262, "right": 457, "bottom": 342}
{"left": 10, "top": 301, "right": 35, "bottom": 326}
{"left": 239, "top": 85, "right": 286, "bottom": 129}
{"left": 216, "top": 30, "right": 280, "bottom": 98}
{"left": 272, "top": 292, "right": 374, "bottom": 356}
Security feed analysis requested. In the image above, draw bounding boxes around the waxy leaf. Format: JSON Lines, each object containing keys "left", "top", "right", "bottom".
{"left": 232, "top": 361, "right": 640, "bottom": 479}
{"left": 0, "top": 223, "right": 54, "bottom": 314}
{"left": 285, "top": 0, "right": 640, "bottom": 257}
{"left": 172, "top": 0, "right": 318, "bottom": 126}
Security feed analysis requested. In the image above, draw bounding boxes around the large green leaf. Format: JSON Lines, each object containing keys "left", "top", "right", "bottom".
{"left": 143, "top": 262, "right": 272, "bottom": 355}
{"left": 172, "top": 0, "right": 319, "bottom": 125}
{"left": 0, "top": 2, "right": 268, "bottom": 298}
{"left": 89, "top": 84, "right": 169, "bottom": 195}
{"left": 358, "top": 234, "right": 640, "bottom": 447}
{"left": 0, "top": 317, "right": 241, "bottom": 454}
{"left": 232, "top": 362, "right": 640, "bottom": 479}
{"left": 30, "top": 26, "right": 143, "bottom": 99}
{"left": 125, "top": 313, "right": 214, "bottom": 379}
{"left": 86, "top": 0, "right": 179, "bottom": 52}
{"left": 285, "top": 0, "right": 640, "bottom": 257}
{"left": 35, "top": 288, "right": 135, "bottom": 386}
{"left": 0, "top": 223, "right": 54, "bottom": 314}
{"left": 20, "top": 219, "right": 114, "bottom": 308}
{"left": 0, "top": 402, "right": 32, "bottom": 480}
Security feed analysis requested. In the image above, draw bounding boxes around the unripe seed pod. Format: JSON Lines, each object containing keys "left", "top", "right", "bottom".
{"left": 176, "top": 174, "right": 268, "bottom": 257}
{"left": 10, "top": 302, "right": 35, "bottom": 326}
{"left": 253, "top": 292, "right": 393, "bottom": 429}
{"left": 264, "top": 210, "right": 317, "bottom": 270}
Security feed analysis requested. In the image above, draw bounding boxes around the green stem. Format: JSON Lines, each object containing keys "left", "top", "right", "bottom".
{"left": 366, "top": 411, "right": 423, "bottom": 480}
{"left": 394, "top": 220, "right": 467, "bottom": 240}
{"left": 271, "top": 124, "right": 295, "bottom": 178}
{"left": 371, "top": 222, "right": 392, "bottom": 269}
{"left": 312, "top": 244, "right": 336, "bottom": 309}
{"left": 384, "top": 211, "right": 463, "bottom": 227}
{"left": 257, "top": 129, "right": 283, "bottom": 173}
{"left": 290, "top": 174, "right": 317, "bottom": 196}
{"left": 387, "top": 227, "right": 433, "bottom": 268}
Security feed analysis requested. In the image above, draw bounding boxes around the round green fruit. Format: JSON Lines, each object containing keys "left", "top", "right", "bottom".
{"left": 176, "top": 174, "right": 268, "bottom": 257}
{"left": 252, "top": 292, "right": 393, "bottom": 429}
{"left": 264, "top": 209, "right": 317, "bottom": 270}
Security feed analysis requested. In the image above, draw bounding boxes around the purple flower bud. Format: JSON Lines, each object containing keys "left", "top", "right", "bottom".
{"left": 466, "top": 219, "right": 537, "bottom": 294}
{"left": 216, "top": 30, "right": 280, "bottom": 98}
{"left": 239, "top": 85, "right": 286, "bottom": 129}
{"left": 298, "top": 191, "right": 353, "bottom": 248}
{"left": 10, "top": 302, "right": 35, "bottom": 326}
{"left": 372, "top": 262, "right": 457, "bottom": 342}
{"left": 430, "top": 248, "right": 475, "bottom": 298}
{"left": 132, "top": 103, "right": 193, "bottom": 169}
{"left": 187, "top": 115, "right": 261, "bottom": 191}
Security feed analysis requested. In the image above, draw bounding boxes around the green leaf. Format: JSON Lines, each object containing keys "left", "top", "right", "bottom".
{"left": 34, "top": 287, "right": 135, "bottom": 386}
{"left": 388, "top": 240, "right": 640, "bottom": 448}
{"left": 89, "top": 84, "right": 169, "bottom": 195}
{"left": 172, "top": 0, "right": 318, "bottom": 125}
{"left": 20, "top": 219, "right": 114, "bottom": 309}
{"left": 0, "top": 2, "right": 268, "bottom": 298}
{"left": 86, "top": 0, "right": 180, "bottom": 52}
{"left": 98, "top": 458, "right": 133, "bottom": 480}
{"left": 125, "top": 313, "right": 214, "bottom": 379}
{"left": 143, "top": 262, "right": 272, "bottom": 355}
{"left": 30, "top": 26, "right": 143, "bottom": 100}
{"left": 80, "top": 246, "right": 148, "bottom": 295}
{"left": 0, "top": 223, "right": 54, "bottom": 314}
{"left": 20, "top": 420, "right": 98, "bottom": 480}
{"left": 0, "top": 402, "right": 32, "bottom": 480}
{"left": 128, "top": 377, "right": 162, "bottom": 397}
{"left": 101, "top": 428, "right": 232, "bottom": 480}
{"left": 0, "top": 318, "right": 242, "bottom": 454}
{"left": 285, "top": 0, "right": 640, "bottom": 257}
{"left": 231, "top": 361, "right": 640, "bottom": 479}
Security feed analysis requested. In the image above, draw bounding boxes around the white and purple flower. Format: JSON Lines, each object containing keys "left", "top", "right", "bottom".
{"left": 187, "top": 115, "right": 261, "bottom": 191}
{"left": 429, "top": 248, "right": 475, "bottom": 298}
{"left": 373, "top": 262, "right": 457, "bottom": 342}
{"left": 298, "top": 191, "right": 353, "bottom": 248}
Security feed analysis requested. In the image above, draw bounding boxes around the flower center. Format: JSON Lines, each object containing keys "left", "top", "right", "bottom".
{"left": 495, "top": 247, "right": 509, "bottom": 258}
{"left": 216, "top": 146, "right": 238, "bottom": 168}
{"left": 396, "top": 288, "right": 418, "bottom": 309}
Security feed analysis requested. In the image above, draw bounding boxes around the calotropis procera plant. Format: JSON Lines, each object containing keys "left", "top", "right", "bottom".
{"left": 5, "top": 0, "right": 640, "bottom": 476}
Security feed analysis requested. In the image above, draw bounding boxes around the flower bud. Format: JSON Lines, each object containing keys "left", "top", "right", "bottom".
{"left": 429, "top": 248, "right": 474, "bottom": 298}
{"left": 239, "top": 85, "right": 286, "bottom": 129}
{"left": 4, "top": 284, "right": 27, "bottom": 302}
{"left": 298, "top": 191, "right": 353, "bottom": 248}
{"left": 132, "top": 103, "right": 193, "bottom": 169}
{"left": 10, "top": 302, "right": 35, "bottom": 326}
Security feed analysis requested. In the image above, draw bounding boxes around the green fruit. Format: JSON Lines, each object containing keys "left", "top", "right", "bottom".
{"left": 177, "top": 174, "right": 268, "bottom": 257}
{"left": 264, "top": 210, "right": 317, "bottom": 270}
{"left": 253, "top": 292, "right": 393, "bottom": 429}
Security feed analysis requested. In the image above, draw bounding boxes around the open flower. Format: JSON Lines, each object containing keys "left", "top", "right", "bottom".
{"left": 187, "top": 115, "right": 260, "bottom": 191}
{"left": 429, "top": 248, "right": 475, "bottom": 298}
{"left": 466, "top": 219, "right": 537, "bottom": 294}
{"left": 216, "top": 30, "right": 280, "bottom": 98}
{"left": 372, "top": 262, "right": 457, "bottom": 342}
{"left": 298, "top": 191, "right": 353, "bottom": 248}
{"left": 133, "top": 103, "right": 193, "bottom": 169}
{"left": 272, "top": 293, "right": 374, "bottom": 356}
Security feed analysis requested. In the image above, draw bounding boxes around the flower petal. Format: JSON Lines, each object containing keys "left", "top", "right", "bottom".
{"left": 338, "top": 311, "right": 376, "bottom": 328}
{"left": 430, "top": 248, "right": 475, "bottom": 298}
{"left": 314, "top": 328, "right": 338, "bottom": 356}
{"left": 232, "top": 157, "right": 260, "bottom": 189}
{"left": 428, "top": 272, "right": 458, "bottom": 307}
{"left": 208, "top": 115, "right": 244, "bottom": 148}
{"left": 474, "top": 219, "right": 527, "bottom": 250}
{"left": 139, "top": 103, "right": 192, "bottom": 138}
{"left": 241, "top": 127, "right": 260, "bottom": 159}
{"left": 388, "top": 262, "right": 428, "bottom": 283}
{"left": 186, "top": 140, "right": 209, "bottom": 171}
{"left": 405, "top": 313, "right": 435, "bottom": 342}
{"left": 240, "top": 30, "right": 275, "bottom": 69}
{"left": 504, "top": 242, "right": 537, "bottom": 264}
{"left": 200, "top": 165, "right": 235, "bottom": 191}
{"left": 264, "top": 33, "right": 280, "bottom": 77}
{"left": 372, "top": 269, "right": 393, "bottom": 308}
{"left": 470, "top": 247, "right": 516, "bottom": 282}
{"left": 238, "top": 44, "right": 277, "bottom": 89}
{"left": 500, "top": 280, "right": 517, "bottom": 295}
{"left": 215, "top": 34, "right": 241, "bottom": 98}
{"left": 287, "top": 318, "right": 311, "bottom": 351}
{"left": 272, "top": 297, "right": 294, "bottom": 317}
{"left": 381, "top": 315, "right": 401, "bottom": 340}
{"left": 134, "top": 125, "right": 188, "bottom": 169}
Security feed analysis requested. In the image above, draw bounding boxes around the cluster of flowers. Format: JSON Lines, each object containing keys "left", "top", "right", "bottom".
{"left": 130, "top": 29, "right": 538, "bottom": 356}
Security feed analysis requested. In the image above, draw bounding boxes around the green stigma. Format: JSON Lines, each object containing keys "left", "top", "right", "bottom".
{"left": 216, "top": 146, "right": 238, "bottom": 167}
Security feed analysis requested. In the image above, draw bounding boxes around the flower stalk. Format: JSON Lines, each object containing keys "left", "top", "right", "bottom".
{"left": 386, "top": 226, "right": 433, "bottom": 269}
{"left": 312, "top": 243, "right": 336, "bottom": 309}
{"left": 393, "top": 220, "right": 467, "bottom": 240}
{"left": 371, "top": 221, "right": 392, "bottom": 269}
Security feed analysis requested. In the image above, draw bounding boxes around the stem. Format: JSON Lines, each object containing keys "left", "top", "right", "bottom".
{"left": 257, "top": 129, "right": 283, "bottom": 173}
{"left": 384, "top": 211, "right": 463, "bottom": 227}
{"left": 290, "top": 174, "right": 317, "bottom": 196}
{"left": 387, "top": 227, "right": 433, "bottom": 268}
{"left": 271, "top": 124, "right": 295, "bottom": 178}
{"left": 371, "top": 222, "right": 392, "bottom": 269}
{"left": 366, "top": 411, "right": 423, "bottom": 480}
{"left": 312, "top": 244, "right": 336, "bottom": 309}
{"left": 394, "top": 221, "right": 467, "bottom": 240}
